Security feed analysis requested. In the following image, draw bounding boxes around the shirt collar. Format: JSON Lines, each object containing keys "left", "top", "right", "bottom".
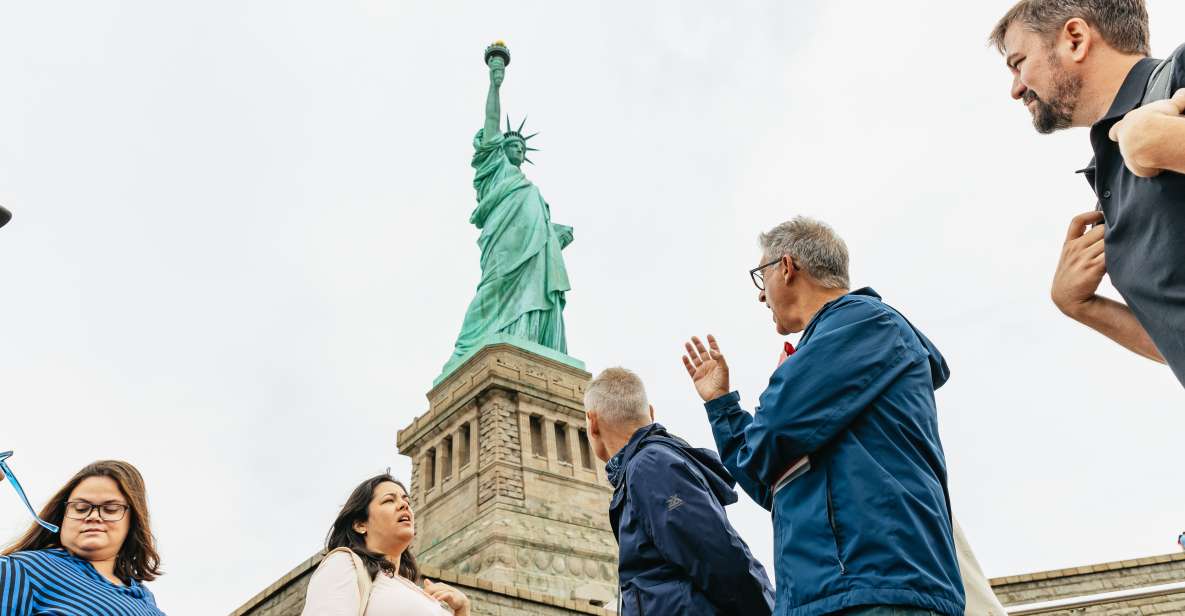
{"left": 48, "top": 547, "right": 146, "bottom": 594}
{"left": 1096, "top": 57, "right": 1161, "bottom": 125}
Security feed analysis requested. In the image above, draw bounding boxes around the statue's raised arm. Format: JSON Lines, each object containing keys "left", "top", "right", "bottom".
{"left": 483, "top": 43, "right": 508, "bottom": 144}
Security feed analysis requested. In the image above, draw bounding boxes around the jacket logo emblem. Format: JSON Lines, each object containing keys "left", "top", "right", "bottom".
{"left": 665, "top": 494, "right": 684, "bottom": 511}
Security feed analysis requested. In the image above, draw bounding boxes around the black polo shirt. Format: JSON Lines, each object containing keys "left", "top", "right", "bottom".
{"left": 1083, "top": 46, "right": 1185, "bottom": 389}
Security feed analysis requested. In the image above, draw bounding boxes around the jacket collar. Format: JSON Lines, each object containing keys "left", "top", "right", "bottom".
{"left": 798, "top": 287, "right": 879, "bottom": 345}
{"left": 606, "top": 422, "right": 664, "bottom": 489}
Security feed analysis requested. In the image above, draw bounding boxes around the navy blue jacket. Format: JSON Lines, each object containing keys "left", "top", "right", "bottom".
{"left": 705, "top": 288, "right": 964, "bottom": 616}
{"left": 607, "top": 423, "right": 775, "bottom": 616}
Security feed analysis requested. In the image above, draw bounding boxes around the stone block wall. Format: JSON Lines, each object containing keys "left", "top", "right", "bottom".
{"left": 396, "top": 343, "right": 618, "bottom": 606}
{"left": 990, "top": 552, "right": 1185, "bottom": 615}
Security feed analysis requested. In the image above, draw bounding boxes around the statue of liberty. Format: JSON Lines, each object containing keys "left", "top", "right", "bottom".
{"left": 441, "top": 42, "right": 574, "bottom": 377}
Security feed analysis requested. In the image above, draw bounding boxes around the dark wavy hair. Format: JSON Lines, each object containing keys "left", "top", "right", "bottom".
{"left": 2, "top": 460, "right": 162, "bottom": 582}
{"left": 325, "top": 473, "right": 420, "bottom": 583}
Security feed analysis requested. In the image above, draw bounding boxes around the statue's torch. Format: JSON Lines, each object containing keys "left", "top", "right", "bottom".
{"left": 484, "top": 40, "right": 510, "bottom": 67}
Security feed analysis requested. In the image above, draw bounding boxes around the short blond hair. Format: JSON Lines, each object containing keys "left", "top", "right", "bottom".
{"left": 585, "top": 367, "right": 649, "bottom": 425}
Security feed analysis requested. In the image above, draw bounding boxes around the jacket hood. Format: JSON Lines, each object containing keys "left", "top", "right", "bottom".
{"left": 816, "top": 288, "right": 950, "bottom": 390}
{"left": 608, "top": 423, "right": 738, "bottom": 508}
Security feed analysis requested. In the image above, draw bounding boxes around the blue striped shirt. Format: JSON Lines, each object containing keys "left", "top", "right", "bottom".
{"left": 0, "top": 549, "right": 166, "bottom": 615}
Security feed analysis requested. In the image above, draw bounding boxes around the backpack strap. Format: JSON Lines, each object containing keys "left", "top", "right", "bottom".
{"left": 316, "top": 547, "right": 374, "bottom": 616}
{"left": 1142, "top": 44, "right": 1183, "bottom": 105}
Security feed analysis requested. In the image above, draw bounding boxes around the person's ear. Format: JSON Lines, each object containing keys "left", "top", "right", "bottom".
{"left": 1063, "top": 17, "right": 1092, "bottom": 63}
{"left": 780, "top": 256, "right": 795, "bottom": 285}
{"left": 648, "top": 404, "right": 655, "bottom": 422}
{"left": 353, "top": 521, "right": 367, "bottom": 535}
{"left": 587, "top": 410, "right": 600, "bottom": 437}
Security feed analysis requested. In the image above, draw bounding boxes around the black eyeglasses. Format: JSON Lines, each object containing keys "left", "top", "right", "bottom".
{"left": 749, "top": 256, "right": 798, "bottom": 291}
{"left": 63, "top": 500, "right": 130, "bottom": 522}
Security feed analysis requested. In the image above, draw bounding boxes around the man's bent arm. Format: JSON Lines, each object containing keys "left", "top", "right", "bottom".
{"left": 1122, "top": 112, "right": 1185, "bottom": 175}
{"left": 712, "top": 301, "right": 917, "bottom": 488}
{"left": 1062, "top": 295, "right": 1165, "bottom": 362}
{"left": 1110, "top": 89, "right": 1185, "bottom": 176}
{"left": 703, "top": 393, "right": 773, "bottom": 510}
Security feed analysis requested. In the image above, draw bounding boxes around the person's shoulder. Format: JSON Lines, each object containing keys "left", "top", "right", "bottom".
{"left": 1169, "top": 42, "right": 1185, "bottom": 89}
{"left": 2, "top": 548, "right": 62, "bottom": 566}
{"left": 811, "top": 292, "right": 923, "bottom": 352}
{"left": 315, "top": 549, "right": 360, "bottom": 577}
{"left": 1168, "top": 41, "right": 1185, "bottom": 63}
{"left": 819, "top": 292, "right": 896, "bottom": 329}
{"left": 625, "top": 443, "right": 686, "bottom": 482}
{"left": 0, "top": 548, "right": 66, "bottom": 581}
{"left": 629, "top": 440, "right": 712, "bottom": 486}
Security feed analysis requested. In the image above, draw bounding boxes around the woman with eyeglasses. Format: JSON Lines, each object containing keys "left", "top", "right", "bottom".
{"left": 301, "top": 473, "right": 470, "bottom": 616}
{"left": 0, "top": 460, "right": 167, "bottom": 615}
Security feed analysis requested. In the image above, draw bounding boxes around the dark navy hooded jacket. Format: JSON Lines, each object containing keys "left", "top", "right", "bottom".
{"left": 607, "top": 423, "right": 775, "bottom": 616}
{"left": 705, "top": 288, "right": 964, "bottom": 616}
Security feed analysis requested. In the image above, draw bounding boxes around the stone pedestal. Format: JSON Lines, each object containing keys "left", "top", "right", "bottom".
{"left": 396, "top": 342, "right": 618, "bottom": 608}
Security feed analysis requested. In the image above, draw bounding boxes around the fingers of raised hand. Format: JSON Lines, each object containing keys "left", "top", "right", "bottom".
{"left": 706, "top": 334, "right": 723, "bottom": 359}
{"left": 684, "top": 341, "right": 701, "bottom": 366}
{"left": 691, "top": 336, "right": 710, "bottom": 359}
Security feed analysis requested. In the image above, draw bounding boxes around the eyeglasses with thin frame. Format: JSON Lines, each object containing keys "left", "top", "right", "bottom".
{"left": 63, "top": 500, "right": 130, "bottom": 522}
{"left": 749, "top": 256, "right": 799, "bottom": 291}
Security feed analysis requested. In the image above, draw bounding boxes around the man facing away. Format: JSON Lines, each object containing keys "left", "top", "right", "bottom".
{"left": 682, "top": 217, "right": 966, "bottom": 616}
{"left": 991, "top": 0, "right": 1185, "bottom": 389}
{"left": 584, "top": 367, "right": 774, "bottom": 616}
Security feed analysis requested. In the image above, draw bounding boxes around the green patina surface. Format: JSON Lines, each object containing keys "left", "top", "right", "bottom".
{"left": 438, "top": 43, "right": 580, "bottom": 382}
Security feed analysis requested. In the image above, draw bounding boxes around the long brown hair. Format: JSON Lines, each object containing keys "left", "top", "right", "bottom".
{"left": 2, "top": 460, "right": 162, "bottom": 582}
{"left": 325, "top": 473, "right": 420, "bottom": 583}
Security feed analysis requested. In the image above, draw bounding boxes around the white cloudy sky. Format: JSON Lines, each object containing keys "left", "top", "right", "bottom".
{"left": 2, "top": 1, "right": 1183, "bottom": 614}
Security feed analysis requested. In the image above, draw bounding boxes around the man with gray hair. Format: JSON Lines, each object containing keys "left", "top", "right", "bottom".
{"left": 682, "top": 217, "right": 966, "bottom": 616}
{"left": 584, "top": 367, "right": 774, "bottom": 616}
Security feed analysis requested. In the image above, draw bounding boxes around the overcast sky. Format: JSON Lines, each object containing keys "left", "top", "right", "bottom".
{"left": 2, "top": 2, "right": 1183, "bottom": 614}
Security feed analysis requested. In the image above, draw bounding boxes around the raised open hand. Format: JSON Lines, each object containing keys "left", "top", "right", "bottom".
{"left": 682, "top": 335, "right": 730, "bottom": 402}
{"left": 488, "top": 56, "right": 506, "bottom": 88}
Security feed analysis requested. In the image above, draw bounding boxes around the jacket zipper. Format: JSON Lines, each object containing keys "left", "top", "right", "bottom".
{"left": 826, "top": 473, "right": 847, "bottom": 574}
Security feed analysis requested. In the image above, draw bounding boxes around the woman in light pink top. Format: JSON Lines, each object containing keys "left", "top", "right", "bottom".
{"left": 301, "top": 474, "right": 471, "bottom": 616}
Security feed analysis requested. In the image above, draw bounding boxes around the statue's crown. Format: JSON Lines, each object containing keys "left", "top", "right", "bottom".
{"left": 503, "top": 115, "right": 540, "bottom": 164}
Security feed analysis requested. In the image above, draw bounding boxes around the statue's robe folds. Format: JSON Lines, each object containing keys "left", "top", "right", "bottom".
{"left": 444, "top": 129, "right": 572, "bottom": 371}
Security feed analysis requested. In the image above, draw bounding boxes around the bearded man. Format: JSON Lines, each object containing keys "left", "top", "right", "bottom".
{"left": 991, "top": 0, "right": 1185, "bottom": 389}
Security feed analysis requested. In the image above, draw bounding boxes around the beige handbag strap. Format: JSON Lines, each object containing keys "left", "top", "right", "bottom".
{"left": 319, "top": 547, "right": 373, "bottom": 616}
